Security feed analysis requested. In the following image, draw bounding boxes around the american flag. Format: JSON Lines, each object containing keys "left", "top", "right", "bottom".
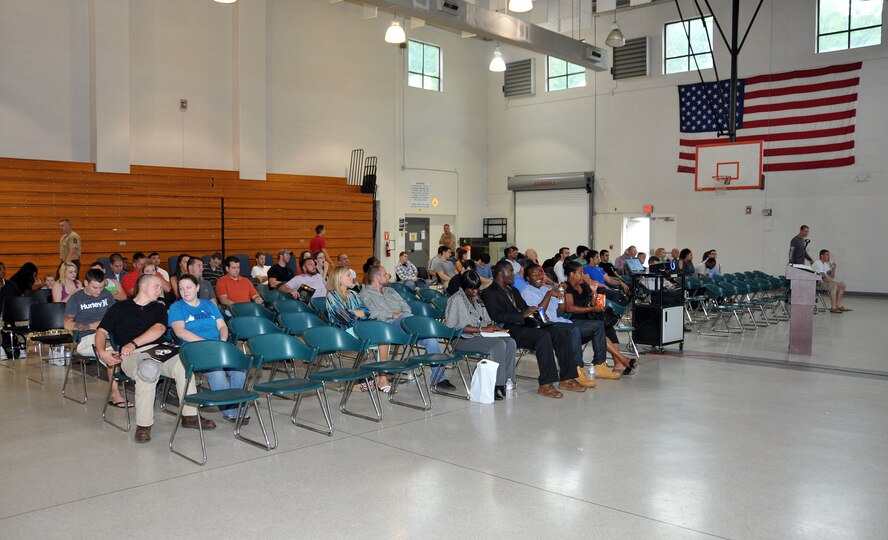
{"left": 678, "top": 62, "right": 861, "bottom": 173}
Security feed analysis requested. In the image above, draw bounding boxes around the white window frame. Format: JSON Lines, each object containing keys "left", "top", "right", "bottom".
{"left": 407, "top": 39, "right": 443, "bottom": 92}
{"left": 816, "top": 0, "right": 883, "bottom": 53}
{"left": 663, "top": 16, "right": 715, "bottom": 75}
{"left": 546, "top": 56, "right": 586, "bottom": 92}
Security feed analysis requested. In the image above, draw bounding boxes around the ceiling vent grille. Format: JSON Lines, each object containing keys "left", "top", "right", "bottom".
{"left": 611, "top": 37, "right": 648, "bottom": 80}
{"left": 503, "top": 58, "right": 535, "bottom": 97}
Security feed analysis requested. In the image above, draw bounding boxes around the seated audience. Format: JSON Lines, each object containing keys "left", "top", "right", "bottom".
{"left": 361, "top": 256, "right": 380, "bottom": 284}
{"left": 586, "top": 250, "right": 629, "bottom": 293}
{"left": 109, "top": 252, "right": 127, "bottom": 283}
{"left": 169, "top": 274, "right": 247, "bottom": 423}
{"left": 325, "top": 265, "right": 371, "bottom": 331}
{"left": 267, "top": 249, "right": 294, "bottom": 289}
{"left": 521, "top": 265, "right": 599, "bottom": 388}
{"left": 480, "top": 261, "right": 582, "bottom": 398}
{"left": 637, "top": 252, "right": 647, "bottom": 267}
{"left": 562, "top": 261, "right": 633, "bottom": 377}
{"left": 52, "top": 262, "right": 82, "bottom": 302}
{"left": 429, "top": 245, "right": 457, "bottom": 285}
{"left": 186, "top": 257, "right": 218, "bottom": 305}
{"left": 95, "top": 274, "right": 215, "bottom": 443}
{"left": 474, "top": 252, "right": 492, "bottom": 280}
{"left": 677, "top": 248, "right": 695, "bottom": 276}
{"left": 216, "top": 256, "right": 263, "bottom": 307}
{"left": 702, "top": 257, "right": 719, "bottom": 277}
{"left": 571, "top": 245, "right": 590, "bottom": 265}
{"left": 296, "top": 250, "right": 313, "bottom": 275}
{"left": 148, "top": 252, "right": 169, "bottom": 281}
{"left": 653, "top": 247, "right": 667, "bottom": 261}
{"left": 445, "top": 270, "right": 518, "bottom": 400}
{"left": 454, "top": 248, "right": 470, "bottom": 273}
{"left": 281, "top": 256, "right": 327, "bottom": 300}
{"left": 169, "top": 253, "right": 191, "bottom": 299}
{"left": 9, "top": 262, "right": 38, "bottom": 294}
{"left": 446, "top": 258, "right": 476, "bottom": 296}
{"left": 337, "top": 253, "right": 357, "bottom": 282}
{"left": 140, "top": 261, "right": 173, "bottom": 304}
{"left": 41, "top": 275, "right": 55, "bottom": 290}
{"left": 315, "top": 251, "right": 330, "bottom": 279}
{"left": 614, "top": 246, "right": 637, "bottom": 275}
{"left": 812, "top": 249, "right": 850, "bottom": 313}
{"left": 395, "top": 251, "right": 429, "bottom": 290}
{"left": 251, "top": 252, "right": 270, "bottom": 285}
{"left": 121, "top": 252, "right": 147, "bottom": 297}
{"left": 359, "top": 265, "right": 444, "bottom": 393}
{"left": 551, "top": 247, "right": 571, "bottom": 282}
{"left": 88, "top": 261, "right": 126, "bottom": 301}
{"left": 202, "top": 252, "right": 225, "bottom": 287}
{"left": 64, "top": 268, "right": 128, "bottom": 405}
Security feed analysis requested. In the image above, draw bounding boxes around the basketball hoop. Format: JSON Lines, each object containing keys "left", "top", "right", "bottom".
{"left": 712, "top": 175, "right": 732, "bottom": 195}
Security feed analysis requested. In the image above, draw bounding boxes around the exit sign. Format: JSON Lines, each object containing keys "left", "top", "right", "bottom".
{"left": 642, "top": 205, "right": 654, "bottom": 214}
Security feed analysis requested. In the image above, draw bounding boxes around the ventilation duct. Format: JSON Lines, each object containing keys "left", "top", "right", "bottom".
{"left": 355, "top": 0, "right": 608, "bottom": 71}
{"left": 503, "top": 58, "right": 534, "bottom": 97}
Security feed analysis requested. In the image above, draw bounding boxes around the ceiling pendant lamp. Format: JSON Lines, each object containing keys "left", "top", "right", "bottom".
{"left": 509, "top": 0, "right": 533, "bottom": 13}
{"left": 489, "top": 46, "right": 506, "bottom": 72}
{"left": 385, "top": 20, "right": 407, "bottom": 44}
{"left": 213, "top": 0, "right": 237, "bottom": 4}
{"left": 605, "top": 12, "right": 626, "bottom": 47}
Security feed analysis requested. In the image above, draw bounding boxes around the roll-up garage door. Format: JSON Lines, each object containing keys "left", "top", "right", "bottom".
{"left": 515, "top": 189, "right": 590, "bottom": 258}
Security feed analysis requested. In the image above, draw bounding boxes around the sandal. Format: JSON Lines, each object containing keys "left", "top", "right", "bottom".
{"left": 359, "top": 380, "right": 376, "bottom": 392}
{"left": 379, "top": 385, "right": 396, "bottom": 395}
{"left": 108, "top": 400, "right": 134, "bottom": 409}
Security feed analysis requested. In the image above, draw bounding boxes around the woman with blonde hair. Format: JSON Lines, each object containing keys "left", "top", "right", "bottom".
{"left": 52, "top": 262, "right": 82, "bottom": 302}
{"left": 653, "top": 247, "right": 667, "bottom": 260}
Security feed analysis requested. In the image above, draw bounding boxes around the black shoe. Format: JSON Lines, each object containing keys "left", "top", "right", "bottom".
{"left": 494, "top": 386, "right": 505, "bottom": 401}
{"left": 436, "top": 379, "right": 456, "bottom": 391}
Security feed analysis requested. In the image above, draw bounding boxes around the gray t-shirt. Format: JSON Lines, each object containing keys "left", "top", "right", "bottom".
{"left": 429, "top": 257, "right": 457, "bottom": 278}
{"left": 198, "top": 279, "right": 216, "bottom": 301}
{"left": 65, "top": 289, "right": 116, "bottom": 337}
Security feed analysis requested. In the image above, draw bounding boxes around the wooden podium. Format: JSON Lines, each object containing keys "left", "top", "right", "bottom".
{"left": 786, "top": 265, "right": 821, "bottom": 355}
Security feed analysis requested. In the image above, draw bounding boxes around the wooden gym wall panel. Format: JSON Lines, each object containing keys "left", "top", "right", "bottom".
{"left": 0, "top": 159, "right": 373, "bottom": 280}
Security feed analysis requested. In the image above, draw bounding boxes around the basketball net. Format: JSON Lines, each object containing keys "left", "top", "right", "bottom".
{"left": 712, "top": 175, "right": 732, "bottom": 196}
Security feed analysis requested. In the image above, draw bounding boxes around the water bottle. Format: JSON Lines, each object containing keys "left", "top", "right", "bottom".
{"left": 585, "top": 364, "right": 596, "bottom": 381}
{"left": 557, "top": 285, "right": 565, "bottom": 304}
{"left": 505, "top": 378, "right": 515, "bottom": 399}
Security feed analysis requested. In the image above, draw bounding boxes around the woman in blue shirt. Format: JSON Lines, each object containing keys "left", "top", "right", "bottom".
{"left": 169, "top": 274, "right": 246, "bottom": 423}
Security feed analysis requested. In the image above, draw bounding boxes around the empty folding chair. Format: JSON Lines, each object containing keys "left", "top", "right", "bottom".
{"left": 353, "top": 320, "right": 430, "bottom": 411}
{"left": 230, "top": 302, "right": 275, "bottom": 320}
{"left": 28, "top": 302, "right": 74, "bottom": 384}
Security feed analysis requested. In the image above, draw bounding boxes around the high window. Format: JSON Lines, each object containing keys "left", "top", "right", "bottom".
{"left": 547, "top": 56, "right": 586, "bottom": 91}
{"left": 664, "top": 16, "right": 714, "bottom": 74}
{"left": 818, "top": 0, "right": 882, "bottom": 53}
{"left": 408, "top": 40, "right": 442, "bottom": 91}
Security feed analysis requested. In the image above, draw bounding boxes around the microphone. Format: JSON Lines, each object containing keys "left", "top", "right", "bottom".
{"left": 804, "top": 239, "right": 811, "bottom": 246}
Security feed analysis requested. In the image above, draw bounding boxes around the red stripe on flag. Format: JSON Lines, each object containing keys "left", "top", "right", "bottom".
{"left": 680, "top": 126, "right": 853, "bottom": 146}
{"left": 764, "top": 141, "right": 854, "bottom": 157}
{"left": 679, "top": 152, "right": 696, "bottom": 160}
{"left": 744, "top": 62, "right": 862, "bottom": 85}
{"left": 744, "top": 93, "right": 857, "bottom": 114}
{"left": 743, "top": 77, "right": 859, "bottom": 100}
{"left": 677, "top": 165, "right": 696, "bottom": 173}
{"left": 741, "top": 109, "right": 856, "bottom": 129}
{"left": 763, "top": 156, "right": 855, "bottom": 171}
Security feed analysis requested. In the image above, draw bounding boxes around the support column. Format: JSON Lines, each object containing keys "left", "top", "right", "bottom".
{"left": 89, "top": 0, "right": 130, "bottom": 173}
{"left": 233, "top": 0, "right": 267, "bottom": 180}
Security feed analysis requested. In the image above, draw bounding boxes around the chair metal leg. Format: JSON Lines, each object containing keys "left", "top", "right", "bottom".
{"left": 169, "top": 404, "right": 206, "bottom": 466}
{"left": 26, "top": 339, "right": 45, "bottom": 385}
{"left": 102, "top": 375, "right": 131, "bottom": 432}
{"left": 388, "top": 368, "right": 432, "bottom": 411}
{"left": 338, "top": 379, "right": 383, "bottom": 422}
{"left": 62, "top": 357, "right": 89, "bottom": 404}
{"left": 431, "top": 361, "right": 471, "bottom": 400}
{"left": 283, "top": 387, "right": 335, "bottom": 436}
{"left": 159, "top": 377, "right": 179, "bottom": 417}
{"left": 234, "top": 400, "right": 272, "bottom": 452}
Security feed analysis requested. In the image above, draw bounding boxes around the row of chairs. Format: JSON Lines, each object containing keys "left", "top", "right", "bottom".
{"left": 684, "top": 272, "right": 790, "bottom": 336}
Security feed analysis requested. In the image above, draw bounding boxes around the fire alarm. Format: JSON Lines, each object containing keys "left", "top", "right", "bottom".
{"left": 642, "top": 205, "right": 653, "bottom": 214}
{"left": 180, "top": 99, "right": 188, "bottom": 110}
{"left": 745, "top": 206, "right": 752, "bottom": 214}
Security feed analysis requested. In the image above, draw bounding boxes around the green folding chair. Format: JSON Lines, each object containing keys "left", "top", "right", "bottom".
{"left": 170, "top": 340, "right": 270, "bottom": 466}
{"left": 407, "top": 300, "right": 443, "bottom": 320}
{"left": 228, "top": 316, "right": 282, "bottom": 352}
{"left": 353, "top": 321, "right": 429, "bottom": 411}
{"left": 278, "top": 312, "right": 327, "bottom": 338}
{"left": 274, "top": 299, "right": 314, "bottom": 315}
{"left": 230, "top": 302, "right": 275, "bottom": 320}
{"left": 261, "top": 290, "right": 289, "bottom": 306}
{"left": 302, "top": 326, "right": 382, "bottom": 422}
{"left": 399, "top": 316, "right": 470, "bottom": 400}
{"left": 248, "top": 334, "right": 334, "bottom": 444}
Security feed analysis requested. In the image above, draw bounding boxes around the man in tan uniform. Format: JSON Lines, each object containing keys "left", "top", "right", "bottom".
{"left": 438, "top": 224, "right": 456, "bottom": 251}
{"left": 58, "top": 218, "right": 82, "bottom": 276}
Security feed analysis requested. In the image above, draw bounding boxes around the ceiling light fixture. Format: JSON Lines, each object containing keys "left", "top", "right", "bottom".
{"left": 489, "top": 46, "right": 506, "bottom": 72}
{"left": 605, "top": 12, "right": 625, "bottom": 47}
{"left": 509, "top": 0, "right": 533, "bottom": 13}
{"left": 213, "top": 0, "right": 237, "bottom": 4}
{"left": 385, "top": 20, "right": 407, "bottom": 44}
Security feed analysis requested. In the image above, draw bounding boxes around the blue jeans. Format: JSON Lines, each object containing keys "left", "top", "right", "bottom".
{"left": 205, "top": 369, "right": 247, "bottom": 418}
{"left": 390, "top": 314, "right": 444, "bottom": 382}
{"left": 403, "top": 279, "right": 430, "bottom": 291}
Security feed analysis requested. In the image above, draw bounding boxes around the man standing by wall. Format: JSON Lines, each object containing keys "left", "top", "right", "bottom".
{"left": 58, "top": 218, "right": 82, "bottom": 276}
{"left": 310, "top": 224, "right": 330, "bottom": 263}
{"left": 789, "top": 225, "right": 814, "bottom": 265}
{"left": 438, "top": 224, "right": 456, "bottom": 251}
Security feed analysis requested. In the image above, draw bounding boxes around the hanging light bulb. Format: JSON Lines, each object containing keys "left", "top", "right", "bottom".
{"left": 385, "top": 20, "right": 406, "bottom": 44}
{"left": 213, "top": 0, "right": 237, "bottom": 4}
{"left": 489, "top": 46, "right": 506, "bottom": 72}
{"left": 605, "top": 12, "right": 625, "bottom": 47}
{"left": 509, "top": 0, "right": 533, "bottom": 13}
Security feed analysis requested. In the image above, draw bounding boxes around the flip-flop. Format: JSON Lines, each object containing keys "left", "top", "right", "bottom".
{"left": 108, "top": 400, "right": 134, "bottom": 409}
{"left": 379, "top": 385, "right": 396, "bottom": 395}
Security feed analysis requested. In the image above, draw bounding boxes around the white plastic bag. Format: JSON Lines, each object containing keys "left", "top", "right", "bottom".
{"left": 469, "top": 359, "right": 499, "bottom": 404}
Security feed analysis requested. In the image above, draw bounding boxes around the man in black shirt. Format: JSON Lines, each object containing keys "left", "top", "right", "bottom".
{"left": 95, "top": 275, "right": 215, "bottom": 443}
{"left": 598, "top": 249, "right": 620, "bottom": 279}
{"left": 267, "top": 249, "right": 295, "bottom": 289}
{"left": 480, "top": 261, "right": 584, "bottom": 398}
{"left": 788, "top": 225, "right": 814, "bottom": 265}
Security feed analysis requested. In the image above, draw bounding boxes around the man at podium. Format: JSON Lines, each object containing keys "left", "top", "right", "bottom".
{"left": 788, "top": 225, "right": 814, "bottom": 265}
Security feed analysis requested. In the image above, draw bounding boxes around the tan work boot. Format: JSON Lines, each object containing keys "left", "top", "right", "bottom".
{"left": 576, "top": 366, "right": 597, "bottom": 388}
{"left": 594, "top": 363, "right": 621, "bottom": 380}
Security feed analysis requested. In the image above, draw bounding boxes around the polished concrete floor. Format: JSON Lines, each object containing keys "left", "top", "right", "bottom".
{"left": 1, "top": 299, "right": 886, "bottom": 539}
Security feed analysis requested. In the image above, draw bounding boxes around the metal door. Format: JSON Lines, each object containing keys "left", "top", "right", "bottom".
{"left": 404, "top": 217, "right": 430, "bottom": 269}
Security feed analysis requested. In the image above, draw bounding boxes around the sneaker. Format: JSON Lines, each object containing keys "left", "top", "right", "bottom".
{"left": 594, "top": 363, "right": 621, "bottom": 380}
{"left": 575, "top": 366, "right": 597, "bottom": 388}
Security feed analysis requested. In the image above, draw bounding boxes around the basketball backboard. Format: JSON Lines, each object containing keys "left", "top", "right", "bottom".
{"left": 694, "top": 140, "right": 764, "bottom": 191}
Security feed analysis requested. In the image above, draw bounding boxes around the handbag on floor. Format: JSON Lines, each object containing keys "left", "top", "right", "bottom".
{"left": 468, "top": 359, "right": 499, "bottom": 404}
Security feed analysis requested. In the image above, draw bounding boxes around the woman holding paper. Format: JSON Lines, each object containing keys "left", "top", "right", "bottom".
{"left": 444, "top": 270, "right": 517, "bottom": 401}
